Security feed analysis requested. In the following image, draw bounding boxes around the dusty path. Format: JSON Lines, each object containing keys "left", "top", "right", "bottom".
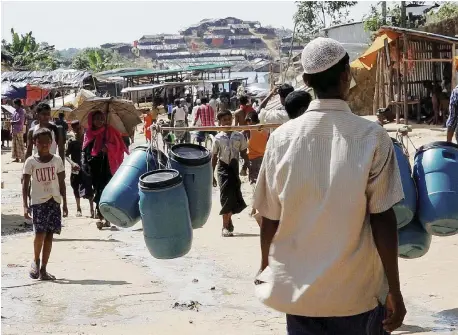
{"left": 2, "top": 120, "right": 458, "bottom": 334}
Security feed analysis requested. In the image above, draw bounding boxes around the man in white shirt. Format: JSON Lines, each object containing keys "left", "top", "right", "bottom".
{"left": 191, "top": 99, "right": 202, "bottom": 126}
{"left": 253, "top": 37, "right": 406, "bottom": 334}
{"left": 209, "top": 94, "right": 218, "bottom": 113}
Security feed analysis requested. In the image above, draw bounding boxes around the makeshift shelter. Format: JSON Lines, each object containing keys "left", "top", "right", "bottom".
{"left": 354, "top": 26, "right": 458, "bottom": 124}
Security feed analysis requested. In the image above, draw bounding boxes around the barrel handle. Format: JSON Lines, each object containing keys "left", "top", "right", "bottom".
{"left": 442, "top": 151, "right": 456, "bottom": 160}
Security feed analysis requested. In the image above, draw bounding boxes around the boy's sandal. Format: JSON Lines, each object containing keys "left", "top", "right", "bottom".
{"left": 76, "top": 211, "right": 82, "bottom": 217}
{"left": 228, "top": 220, "right": 234, "bottom": 233}
{"left": 29, "top": 260, "right": 40, "bottom": 280}
{"left": 221, "top": 228, "right": 233, "bottom": 237}
{"left": 39, "top": 272, "right": 56, "bottom": 281}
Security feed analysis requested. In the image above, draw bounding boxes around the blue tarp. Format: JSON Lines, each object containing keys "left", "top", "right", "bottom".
{"left": 1, "top": 82, "right": 27, "bottom": 99}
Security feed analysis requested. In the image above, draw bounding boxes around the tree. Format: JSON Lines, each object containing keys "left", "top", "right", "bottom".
{"left": 293, "top": 1, "right": 358, "bottom": 41}
{"left": 427, "top": 2, "right": 458, "bottom": 23}
{"left": 1, "top": 29, "right": 58, "bottom": 70}
{"left": 71, "top": 48, "right": 132, "bottom": 72}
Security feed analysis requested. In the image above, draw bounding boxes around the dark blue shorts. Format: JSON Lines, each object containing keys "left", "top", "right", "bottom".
{"left": 286, "top": 304, "right": 388, "bottom": 335}
{"left": 31, "top": 198, "right": 62, "bottom": 235}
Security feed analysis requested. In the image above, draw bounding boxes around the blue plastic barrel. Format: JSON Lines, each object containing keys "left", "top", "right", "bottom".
{"left": 398, "top": 218, "right": 432, "bottom": 259}
{"left": 169, "top": 144, "right": 212, "bottom": 229}
{"left": 414, "top": 141, "right": 458, "bottom": 236}
{"left": 139, "top": 170, "right": 192, "bottom": 259}
{"left": 99, "top": 145, "right": 168, "bottom": 228}
{"left": 392, "top": 139, "right": 417, "bottom": 228}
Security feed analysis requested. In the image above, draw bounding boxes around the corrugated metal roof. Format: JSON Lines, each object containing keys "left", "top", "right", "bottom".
{"left": 186, "top": 63, "right": 233, "bottom": 71}
{"left": 117, "top": 68, "right": 183, "bottom": 78}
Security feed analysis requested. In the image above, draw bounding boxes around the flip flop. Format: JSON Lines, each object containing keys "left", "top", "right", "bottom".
{"left": 228, "top": 219, "right": 234, "bottom": 233}
{"left": 103, "top": 221, "right": 111, "bottom": 228}
{"left": 39, "top": 271, "right": 56, "bottom": 281}
{"left": 76, "top": 211, "right": 82, "bottom": 217}
{"left": 29, "top": 260, "right": 40, "bottom": 280}
{"left": 221, "top": 228, "right": 233, "bottom": 237}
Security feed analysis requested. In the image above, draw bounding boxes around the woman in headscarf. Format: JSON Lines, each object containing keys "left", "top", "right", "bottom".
{"left": 81, "top": 111, "right": 128, "bottom": 230}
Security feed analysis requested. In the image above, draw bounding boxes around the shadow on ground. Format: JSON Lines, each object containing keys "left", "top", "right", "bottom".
{"left": 53, "top": 238, "right": 121, "bottom": 243}
{"left": 1, "top": 214, "right": 32, "bottom": 236}
{"left": 54, "top": 279, "right": 131, "bottom": 286}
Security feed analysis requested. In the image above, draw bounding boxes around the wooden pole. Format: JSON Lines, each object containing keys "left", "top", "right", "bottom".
{"left": 380, "top": 50, "right": 386, "bottom": 108}
{"left": 403, "top": 34, "right": 409, "bottom": 125}
{"left": 452, "top": 43, "right": 456, "bottom": 88}
{"left": 396, "top": 39, "right": 402, "bottom": 124}
{"left": 373, "top": 52, "right": 380, "bottom": 115}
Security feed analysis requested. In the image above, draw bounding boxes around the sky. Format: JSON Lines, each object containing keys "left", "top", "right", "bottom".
{"left": 1, "top": 1, "right": 377, "bottom": 50}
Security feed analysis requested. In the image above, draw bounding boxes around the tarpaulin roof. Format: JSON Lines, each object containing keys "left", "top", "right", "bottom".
{"left": 357, "top": 31, "right": 400, "bottom": 70}
{"left": 1, "top": 69, "right": 92, "bottom": 88}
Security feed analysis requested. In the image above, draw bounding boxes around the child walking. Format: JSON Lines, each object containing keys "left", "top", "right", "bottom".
{"left": 212, "top": 110, "right": 249, "bottom": 237}
{"left": 243, "top": 112, "right": 269, "bottom": 225}
{"left": 22, "top": 128, "right": 68, "bottom": 280}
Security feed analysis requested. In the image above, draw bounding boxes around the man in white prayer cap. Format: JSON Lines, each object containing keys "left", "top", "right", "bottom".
{"left": 253, "top": 37, "right": 406, "bottom": 334}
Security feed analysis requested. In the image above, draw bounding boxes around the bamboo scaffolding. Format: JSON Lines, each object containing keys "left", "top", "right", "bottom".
{"left": 159, "top": 124, "right": 283, "bottom": 132}
{"left": 402, "top": 58, "right": 453, "bottom": 62}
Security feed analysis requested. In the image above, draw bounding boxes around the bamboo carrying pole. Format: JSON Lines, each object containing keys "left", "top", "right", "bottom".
{"left": 396, "top": 39, "right": 402, "bottom": 124}
{"left": 381, "top": 50, "right": 386, "bottom": 108}
{"left": 373, "top": 53, "right": 380, "bottom": 115}
{"left": 402, "top": 58, "right": 453, "bottom": 62}
{"left": 159, "top": 124, "right": 282, "bottom": 132}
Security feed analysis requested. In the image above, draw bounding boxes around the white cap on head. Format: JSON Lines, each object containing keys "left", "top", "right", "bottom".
{"left": 301, "top": 37, "right": 347, "bottom": 75}
{"left": 196, "top": 99, "right": 201, "bottom": 104}
{"left": 180, "top": 98, "right": 185, "bottom": 101}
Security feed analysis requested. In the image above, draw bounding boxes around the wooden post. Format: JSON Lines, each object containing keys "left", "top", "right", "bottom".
{"left": 403, "top": 34, "right": 409, "bottom": 125}
{"left": 380, "top": 50, "right": 386, "bottom": 108}
{"left": 452, "top": 43, "right": 456, "bottom": 88}
{"left": 396, "top": 39, "right": 402, "bottom": 124}
{"left": 373, "top": 52, "right": 380, "bottom": 115}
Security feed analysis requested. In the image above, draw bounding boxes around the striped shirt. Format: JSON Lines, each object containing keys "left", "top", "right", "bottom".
{"left": 253, "top": 99, "right": 404, "bottom": 317}
{"left": 195, "top": 104, "right": 215, "bottom": 127}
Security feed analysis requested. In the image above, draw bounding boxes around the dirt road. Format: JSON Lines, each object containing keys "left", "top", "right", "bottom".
{"left": 1, "top": 120, "right": 457, "bottom": 334}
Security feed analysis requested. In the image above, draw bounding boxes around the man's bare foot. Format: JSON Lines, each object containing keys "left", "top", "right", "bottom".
{"left": 29, "top": 260, "right": 40, "bottom": 279}
{"left": 250, "top": 208, "right": 256, "bottom": 217}
{"left": 96, "top": 221, "right": 103, "bottom": 230}
{"left": 39, "top": 269, "right": 56, "bottom": 281}
{"left": 221, "top": 228, "right": 233, "bottom": 237}
{"left": 103, "top": 220, "right": 111, "bottom": 228}
{"left": 12, "top": 159, "right": 19, "bottom": 163}
{"left": 227, "top": 219, "right": 234, "bottom": 233}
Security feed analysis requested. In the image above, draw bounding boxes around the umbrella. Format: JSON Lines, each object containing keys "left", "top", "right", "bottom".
{"left": 74, "top": 97, "right": 142, "bottom": 137}
{"left": 51, "top": 106, "right": 76, "bottom": 120}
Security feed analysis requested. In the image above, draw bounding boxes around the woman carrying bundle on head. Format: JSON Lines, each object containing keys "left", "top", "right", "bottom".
{"left": 81, "top": 111, "right": 128, "bottom": 230}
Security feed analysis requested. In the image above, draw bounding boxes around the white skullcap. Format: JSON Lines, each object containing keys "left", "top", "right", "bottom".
{"left": 301, "top": 37, "right": 346, "bottom": 75}
{"left": 196, "top": 99, "right": 201, "bottom": 104}
{"left": 180, "top": 98, "right": 185, "bottom": 101}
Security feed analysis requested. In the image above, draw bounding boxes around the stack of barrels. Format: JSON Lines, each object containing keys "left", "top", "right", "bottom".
{"left": 99, "top": 144, "right": 212, "bottom": 259}
{"left": 393, "top": 140, "right": 458, "bottom": 259}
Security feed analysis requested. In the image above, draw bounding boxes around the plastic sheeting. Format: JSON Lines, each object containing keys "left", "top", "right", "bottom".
{"left": 1, "top": 69, "right": 92, "bottom": 88}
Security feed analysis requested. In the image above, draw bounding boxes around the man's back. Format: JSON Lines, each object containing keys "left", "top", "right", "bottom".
{"left": 196, "top": 104, "right": 215, "bottom": 127}
{"left": 254, "top": 99, "right": 403, "bottom": 316}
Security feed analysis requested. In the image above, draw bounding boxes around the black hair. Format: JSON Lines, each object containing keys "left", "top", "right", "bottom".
{"left": 36, "top": 102, "right": 51, "bottom": 114}
{"left": 201, "top": 97, "right": 209, "bottom": 104}
{"left": 32, "top": 127, "right": 52, "bottom": 141}
{"left": 13, "top": 99, "right": 22, "bottom": 106}
{"left": 217, "top": 110, "right": 232, "bottom": 121}
{"left": 245, "top": 112, "right": 259, "bottom": 124}
{"left": 174, "top": 99, "right": 180, "bottom": 105}
{"left": 239, "top": 95, "right": 249, "bottom": 105}
{"left": 303, "top": 53, "right": 350, "bottom": 94}
{"left": 278, "top": 84, "right": 294, "bottom": 99}
{"left": 285, "top": 91, "right": 313, "bottom": 119}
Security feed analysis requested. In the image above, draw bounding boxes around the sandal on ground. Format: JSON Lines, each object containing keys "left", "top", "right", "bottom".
{"left": 221, "top": 228, "right": 233, "bottom": 237}
{"left": 103, "top": 220, "right": 111, "bottom": 228}
{"left": 96, "top": 221, "right": 104, "bottom": 230}
{"left": 76, "top": 210, "right": 82, "bottom": 217}
{"left": 39, "top": 271, "right": 56, "bottom": 281}
{"left": 228, "top": 220, "right": 234, "bottom": 233}
{"left": 29, "top": 260, "right": 40, "bottom": 280}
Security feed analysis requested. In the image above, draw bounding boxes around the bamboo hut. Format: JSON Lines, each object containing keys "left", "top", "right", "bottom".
{"left": 356, "top": 26, "right": 458, "bottom": 124}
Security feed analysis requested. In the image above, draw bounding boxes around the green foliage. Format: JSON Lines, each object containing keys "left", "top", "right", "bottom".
{"left": 1, "top": 29, "right": 58, "bottom": 70}
{"left": 427, "top": 2, "right": 458, "bottom": 23}
{"left": 71, "top": 48, "right": 132, "bottom": 72}
{"left": 363, "top": 4, "right": 402, "bottom": 32}
{"left": 293, "top": 1, "right": 357, "bottom": 41}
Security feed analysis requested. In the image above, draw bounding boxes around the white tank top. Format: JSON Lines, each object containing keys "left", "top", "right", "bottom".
{"left": 32, "top": 124, "right": 58, "bottom": 155}
{"left": 174, "top": 107, "right": 186, "bottom": 122}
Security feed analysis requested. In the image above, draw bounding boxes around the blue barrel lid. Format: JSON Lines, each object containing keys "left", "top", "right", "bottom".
{"left": 170, "top": 143, "right": 211, "bottom": 166}
{"left": 415, "top": 141, "right": 458, "bottom": 158}
{"left": 139, "top": 169, "right": 182, "bottom": 190}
